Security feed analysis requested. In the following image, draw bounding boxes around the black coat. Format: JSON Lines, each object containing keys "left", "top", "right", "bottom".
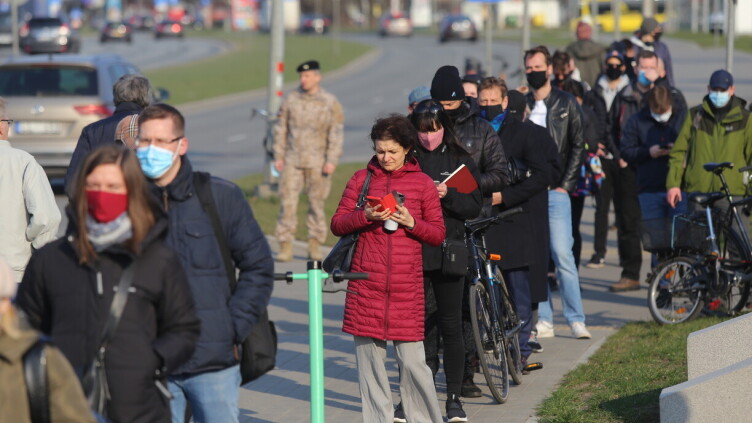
{"left": 525, "top": 88, "right": 585, "bottom": 193}
{"left": 486, "top": 118, "right": 559, "bottom": 303}
{"left": 65, "top": 101, "right": 143, "bottom": 195}
{"left": 16, "top": 212, "right": 200, "bottom": 423}
{"left": 584, "top": 87, "right": 622, "bottom": 161}
{"left": 414, "top": 143, "right": 483, "bottom": 270}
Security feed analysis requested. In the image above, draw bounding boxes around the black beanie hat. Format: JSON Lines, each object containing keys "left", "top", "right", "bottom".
{"left": 506, "top": 90, "right": 527, "bottom": 118}
{"left": 431, "top": 65, "right": 465, "bottom": 101}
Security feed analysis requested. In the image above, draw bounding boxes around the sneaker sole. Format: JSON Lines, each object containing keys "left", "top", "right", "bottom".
{"left": 585, "top": 263, "right": 605, "bottom": 269}
{"left": 536, "top": 330, "right": 555, "bottom": 338}
{"left": 447, "top": 417, "right": 468, "bottom": 422}
{"left": 393, "top": 419, "right": 407, "bottom": 423}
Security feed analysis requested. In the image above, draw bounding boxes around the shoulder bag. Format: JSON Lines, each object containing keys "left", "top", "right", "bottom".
{"left": 322, "top": 170, "right": 372, "bottom": 273}
{"left": 193, "top": 172, "right": 277, "bottom": 385}
{"left": 23, "top": 336, "right": 51, "bottom": 423}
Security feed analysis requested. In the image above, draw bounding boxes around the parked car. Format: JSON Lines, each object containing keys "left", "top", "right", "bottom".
{"left": 439, "top": 14, "right": 478, "bottom": 43}
{"left": 709, "top": 11, "right": 725, "bottom": 34}
{"left": 154, "top": 20, "right": 184, "bottom": 39}
{"left": 0, "top": 55, "right": 154, "bottom": 178}
{"left": 569, "top": 0, "right": 666, "bottom": 33}
{"left": 0, "top": 12, "right": 12, "bottom": 47}
{"left": 126, "top": 13, "right": 154, "bottom": 31}
{"left": 379, "top": 12, "right": 412, "bottom": 37}
{"left": 100, "top": 22, "right": 133, "bottom": 43}
{"left": 300, "top": 14, "right": 330, "bottom": 34}
{"left": 19, "top": 16, "right": 81, "bottom": 54}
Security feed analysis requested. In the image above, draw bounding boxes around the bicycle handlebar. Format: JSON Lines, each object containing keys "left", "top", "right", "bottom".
{"left": 740, "top": 165, "right": 752, "bottom": 173}
{"left": 465, "top": 206, "right": 525, "bottom": 235}
{"left": 273, "top": 271, "right": 368, "bottom": 283}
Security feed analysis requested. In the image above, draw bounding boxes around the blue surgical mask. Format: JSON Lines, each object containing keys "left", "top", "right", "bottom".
{"left": 709, "top": 91, "right": 731, "bottom": 108}
{"left": 136, "top": 143, "right": 179, "bottom": 179}
{"left": 651, "top": 110, "right": 672, "bottom": 123}
{"left": 638, "top": 71, "right": 652, "bottom": 87}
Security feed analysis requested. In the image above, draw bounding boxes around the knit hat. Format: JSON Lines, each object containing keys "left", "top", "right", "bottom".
{"left": 431, "top": 66, "right": 465, "bottom": 101}
{"left": 0, "top": 257, "right": 16, "bottom": 298}
{"left": 506, "top": 90, "right": 527, "bottom": 117}
{"left": 640, "top": 17, "right": 660, "bottom": 35}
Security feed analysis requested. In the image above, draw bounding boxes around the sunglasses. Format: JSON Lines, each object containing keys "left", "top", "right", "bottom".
{"left": 413, "top": 101, "right": 443, "bottom": 115}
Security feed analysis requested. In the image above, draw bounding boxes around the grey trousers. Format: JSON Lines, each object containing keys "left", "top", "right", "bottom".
{"left": 354, "top": 336, "right": 443, "bottom": 423}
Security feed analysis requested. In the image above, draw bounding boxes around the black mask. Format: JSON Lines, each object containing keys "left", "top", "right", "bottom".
{"left": 644, "top": 41, "right": 655, "bottom": 47}
{"left": 605, "top": 66, "right": 623, "bottom": 81}
{"left": 444, "top": 106, "right": 464, "bottom": 121}
{"left": 654, "top": 32, "right": 663, "bottom": 42}
{"left": 526, "top": 70, "right": 548, "bottom": 90}
{"left": 480, "top": 105, "right": 504, "bottom": 121}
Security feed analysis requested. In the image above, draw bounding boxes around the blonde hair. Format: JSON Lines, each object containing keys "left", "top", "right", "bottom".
{"left": 0, "top": 301, "right": 21, "bottom": 339}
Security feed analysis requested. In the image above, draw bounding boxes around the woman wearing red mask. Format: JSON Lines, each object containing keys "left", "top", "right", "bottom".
{"left": 16, "top": 145, "right": 200, "bottom": 423}
{"left": 404, "top": 99, "right": 483, "bottom": 422}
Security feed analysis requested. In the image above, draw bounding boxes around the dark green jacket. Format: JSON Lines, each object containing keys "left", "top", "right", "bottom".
{"left": 667, "top": 96, "right": 752, "bottom": 195}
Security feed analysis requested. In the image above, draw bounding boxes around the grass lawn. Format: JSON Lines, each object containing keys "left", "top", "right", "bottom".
{"left": 235, "top": 162, "right": 366, "bottom": 245}
{"left": 536, "top": 316, "right": 733, "bottom": 423}
{"left": 144, "top": 30, "right": 373, "bottom": 105}
{"left": 669, "top": 30, "right": 752, "bottom": 54}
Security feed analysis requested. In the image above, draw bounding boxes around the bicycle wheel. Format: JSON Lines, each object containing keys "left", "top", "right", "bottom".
{"left": 468, "top": 282, "right": 510, "bottom": 403}
{"left": 647, "top": 256, "right": 705, "bottom": 324}
{"left": 495, "top": 269, "right": 523, "bottom": 386}
{"left": 717, "top": 226, "right": 752, "bottom": 314}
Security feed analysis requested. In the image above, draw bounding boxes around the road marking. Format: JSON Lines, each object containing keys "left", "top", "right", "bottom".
{"left": 227, "top": 133, "right": 247, "bottom": 143}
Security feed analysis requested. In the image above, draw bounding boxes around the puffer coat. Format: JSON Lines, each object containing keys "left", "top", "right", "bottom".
{"left": 331, "top": 157, "right": 445, "bottom": 341}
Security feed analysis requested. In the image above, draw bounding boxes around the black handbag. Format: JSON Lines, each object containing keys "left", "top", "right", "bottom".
{"left": 441, "top": 238, "right": 470, "bottom": 277}
{"left": 323, "top": 171, "right": 372, "bottom": 273}
{"left": 194, "top": 172, "right": 277, "bottom": 385}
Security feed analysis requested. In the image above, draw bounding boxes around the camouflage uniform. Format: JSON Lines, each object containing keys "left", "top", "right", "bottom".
{"left": 273, "top": 87, "right": 344, "bottom": 244}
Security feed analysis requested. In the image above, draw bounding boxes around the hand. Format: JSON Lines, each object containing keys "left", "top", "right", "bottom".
{"left": 437, "top": 183, "right": 448, "bottom": 199}
{"left": 275, "top": 160, "right": 284, "bottom": 172}
{"left": 492, "top": 192, "right": 503, "bottom": 205}
{"left": 597, "top": 143, "right": 607, "bottom": 157}
{"left": 649, "top": 144, "right": 670, "bottom": 158}
{"left": 364, "top": 204, "right": 391, "bottom": 222}
{"left": 554, "top": 187, "right": 567, "bottom": 194}
{"left": 323, "top": 162, "right": 336, "bottom": 175}
{"left": 390, "top": 204, "right": 416, "bottom": 229}
{"left": 619, "top": 158, "right": 628, "bottom": 168}
{"left": 667, "top": 187, "right": 682, "bottom": 208}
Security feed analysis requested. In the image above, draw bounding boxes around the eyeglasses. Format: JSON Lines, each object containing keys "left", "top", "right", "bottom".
{"left": 413, "top": 101, "right": 443, "bottom": 116}
{"left": 135, "top": 135, "right": 183, "bottom": 147}
{"left": 0, "top": 119, "right": 13, "bottom": 124}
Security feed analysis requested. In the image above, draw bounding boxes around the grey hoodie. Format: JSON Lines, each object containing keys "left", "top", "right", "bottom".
{"left": 566, "top": 39, "right": 605, "bottom": 88}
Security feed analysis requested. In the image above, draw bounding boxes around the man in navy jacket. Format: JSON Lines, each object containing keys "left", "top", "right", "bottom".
{"left": 136, "top": 104, "right": 274, "bottom": 423}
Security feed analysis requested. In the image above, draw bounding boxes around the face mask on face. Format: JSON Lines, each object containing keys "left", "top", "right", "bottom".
{"left": 651, "top": 110, "right": 672, "bottom": 123}
{"left": 444, "top": 107, "right": 464, "bottom": 121}
{"left": 136, "top": 142, "right": 180, "bottom": 179}
{"left": 605, "top": 66, "right": 623, "bottom": 81}
{"left": 638, "top": 70, "right": 653, "bottom": 87}
{"left": 86, "top": 190, "right": 128, "bottom": 223}
{"left": 709, "top": 91, "right": 731, "bottom": 108}
{"left": 480, "top": 104, "right": 504, "bottom": 121}
{"left": 526, "top": 70, "right": 548, "bottom": 90}
{"left": 417, "top": 128, "right": 445, "bottom": 151}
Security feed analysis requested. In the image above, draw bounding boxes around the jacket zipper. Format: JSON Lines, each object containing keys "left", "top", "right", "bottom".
{"left": 384, "top": 173, "right": 392, "bottom": 340}
{"left": 162, "top": 189, "right": 169, "bottom": 211}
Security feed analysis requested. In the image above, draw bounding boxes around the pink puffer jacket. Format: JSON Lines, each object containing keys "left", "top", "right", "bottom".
{"left": 331, "top": 157, "right": 445, "bottom": 341}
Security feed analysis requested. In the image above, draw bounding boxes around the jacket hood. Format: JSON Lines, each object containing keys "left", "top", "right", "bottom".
{"left": 630, "top": 35, "right": 649, "bottom": 50}
{"left": 568, "top": 40, "right": 603, "bottom": 59}
{"left": 366, "top": 155, "right": 422, "bottom": 177}
{"left": 597, "top": 74, "right": 630, "bottom": 92}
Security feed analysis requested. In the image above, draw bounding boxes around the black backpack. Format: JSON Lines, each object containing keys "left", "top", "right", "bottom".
{"left": 23, "top": 337, "right": 51, "bottom": 423}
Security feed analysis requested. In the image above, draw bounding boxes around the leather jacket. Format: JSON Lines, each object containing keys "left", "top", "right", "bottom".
{"left": 526, "top": 88, "right": 585, "bottom": 192}
{"left": 451, "top": 101, "right": 510, "bottom": 195}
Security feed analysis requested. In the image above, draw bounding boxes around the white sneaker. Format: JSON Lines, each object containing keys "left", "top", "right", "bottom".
{"left": 536, "top": 320, "right": 555, "bottom": 338}
{"left": 571, "top": 322, "right": 592, "bottom": 339}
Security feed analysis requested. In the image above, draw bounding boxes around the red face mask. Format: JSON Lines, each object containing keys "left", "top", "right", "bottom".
{"left": 86, "top": 190, "right": 129, "bottom": 223}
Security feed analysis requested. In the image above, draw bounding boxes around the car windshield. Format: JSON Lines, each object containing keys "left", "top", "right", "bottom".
{"left": 0, "top": 65, "right": 98, "bottom": 96}
{"left": 29, "top": 18, "right": 63, "bottom": 28}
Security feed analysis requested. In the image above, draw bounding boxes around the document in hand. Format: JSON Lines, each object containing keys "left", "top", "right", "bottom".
{"left": 441, "top": 164, "right": 478, "bottom": 194}
{"left": 366, "top": 193, "right": 399, "bottom": 211}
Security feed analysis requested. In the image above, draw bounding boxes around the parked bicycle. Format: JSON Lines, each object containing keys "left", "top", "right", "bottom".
{"left": 464, "top": 206, "right": 525, "bottom": 403}
{"left": 645, "top": 162, "right": 752, "bottom": 324}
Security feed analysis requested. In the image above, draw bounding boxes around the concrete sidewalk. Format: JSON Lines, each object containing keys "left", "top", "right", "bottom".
{"left": 239, "top": 200, "right": 652, "bottom": 422}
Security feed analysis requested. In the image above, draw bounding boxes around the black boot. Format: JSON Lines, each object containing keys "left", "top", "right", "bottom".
{"left": 460, "top": 378, "right": 481, "bottom": 398}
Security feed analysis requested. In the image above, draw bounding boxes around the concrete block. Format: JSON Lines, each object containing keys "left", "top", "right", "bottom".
{"left": 660, "top": 357, "right": 752, "bottom": 423}
{"left": 687, "top": 312, "right": 752, "bottom": 379}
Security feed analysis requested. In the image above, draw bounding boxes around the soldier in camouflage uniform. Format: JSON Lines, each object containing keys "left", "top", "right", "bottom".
{"left": 274, "top": 60, "right": 344, "bottom": 261}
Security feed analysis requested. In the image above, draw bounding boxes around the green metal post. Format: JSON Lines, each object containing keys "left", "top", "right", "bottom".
{"left": 307, "top": 261, "right": 326, "bottom": 423}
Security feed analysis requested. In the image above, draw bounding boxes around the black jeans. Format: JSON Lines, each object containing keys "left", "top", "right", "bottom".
{"left": 593, "top": 158, "right": 617, "bottom": 259}
{"left": 613, "top": 165, "right": 643, "bottom": 280}
{"left": 571, "top": 195, "right": 586, "bottom": 268}
{"left": 423, "top": 270, "right": 465, "bottom": 395}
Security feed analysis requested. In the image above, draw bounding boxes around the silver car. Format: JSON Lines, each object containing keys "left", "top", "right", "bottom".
{"left": 0, "top": 54, "right": 142, "bottom": 178}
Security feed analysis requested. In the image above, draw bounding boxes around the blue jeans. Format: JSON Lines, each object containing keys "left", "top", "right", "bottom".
{"left": 168, "top": 365, "right": 241, "bottom": 423}
{"left": 639, "top": 191, "right": 687, "bottom": 268}
{"left": 503, "top": 268, "right": 533, "bottom": 359}
{"left": 538, "top": 191, "right": 586, "bottom": 325}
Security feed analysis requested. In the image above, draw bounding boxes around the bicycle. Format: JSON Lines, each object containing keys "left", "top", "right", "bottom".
{"left": 464, "top": 206, "right": 525, "bottom": 403}
{"left": 645, "top": 162, "right": 752, "bottom": 325}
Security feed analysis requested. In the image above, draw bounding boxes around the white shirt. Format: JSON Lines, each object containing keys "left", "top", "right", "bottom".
{"left": 0, "top": 140, "right": 61, "bottom": 282}
{"left": 529, "top": 100, "right": 548, "bottom": 128}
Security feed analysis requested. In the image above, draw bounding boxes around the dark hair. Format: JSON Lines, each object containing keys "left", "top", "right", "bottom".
{"left": 479, "top": 77, "right": 508, "bottom": 100}
{"left": 370, "top": 114, "right": 418, "bottom": 155}
{"left": 409, "top": 99, "right": 467, "bottom": 157}
{"left": 138, "top": 103, "right": 185, "bottom": 135}
{"left": 524, "top": 45, "right": 552, "bottom": 66}
{"left": 648, "top": 85, "right": 673, "bottom": 114}
{"left": 637, "top": 50, "right": 658, "bottom": 65}
{"left": 71, "top": 145, "right": 156, "bottom": 264}
{"left": 552, "top": 50, "right": 571, "bottom": 74}
{"left": 560, "top": 79, "right": 584, "bottom": 100}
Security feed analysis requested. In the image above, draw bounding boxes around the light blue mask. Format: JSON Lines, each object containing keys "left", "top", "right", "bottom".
{"left": 638, "top": 71, "right": 652, "bottom": 87}
{"left": 136, "top": 143, "right": 178, "bottom": 179}
{"left": 709, "top": 91, "right": 731, "bottom": 108}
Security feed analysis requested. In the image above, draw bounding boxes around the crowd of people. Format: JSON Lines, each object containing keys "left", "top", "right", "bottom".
{"left": 1, "top": 15, "right": 751, "bottom": 423}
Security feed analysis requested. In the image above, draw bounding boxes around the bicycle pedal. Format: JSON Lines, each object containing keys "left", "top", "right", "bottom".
{"left": 524, "top": 362, "right": 543, "bottom": 372}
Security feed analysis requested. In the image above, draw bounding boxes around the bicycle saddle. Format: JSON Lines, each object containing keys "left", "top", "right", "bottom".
{"left": 688, "top": 192, "right": 726, "bottom": 207}
{"left": 703, "top": 162, "right": 734, "bottom": 174}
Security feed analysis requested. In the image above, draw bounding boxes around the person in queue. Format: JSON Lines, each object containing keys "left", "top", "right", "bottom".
{"left": 330, "top": 115, "right": 446, "bottom": 423}
{"left": 16, "top": 145, "right": 200, "bottom": 423}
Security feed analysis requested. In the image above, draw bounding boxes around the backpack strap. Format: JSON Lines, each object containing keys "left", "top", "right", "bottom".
{"left": 193, "top": 172, "right": 237, "bottom": 292}
{"left": 23, "top": 336, "right": 51, "bottom": 423}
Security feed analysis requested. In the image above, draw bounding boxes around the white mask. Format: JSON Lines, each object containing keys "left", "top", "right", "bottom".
{"left": 651, "top": 109, "right": 672, "bottom": 123}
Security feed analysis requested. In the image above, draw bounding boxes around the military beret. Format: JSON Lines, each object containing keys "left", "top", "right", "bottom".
{"left": 297, "top": 60, "right": 320, "bottom": 72}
